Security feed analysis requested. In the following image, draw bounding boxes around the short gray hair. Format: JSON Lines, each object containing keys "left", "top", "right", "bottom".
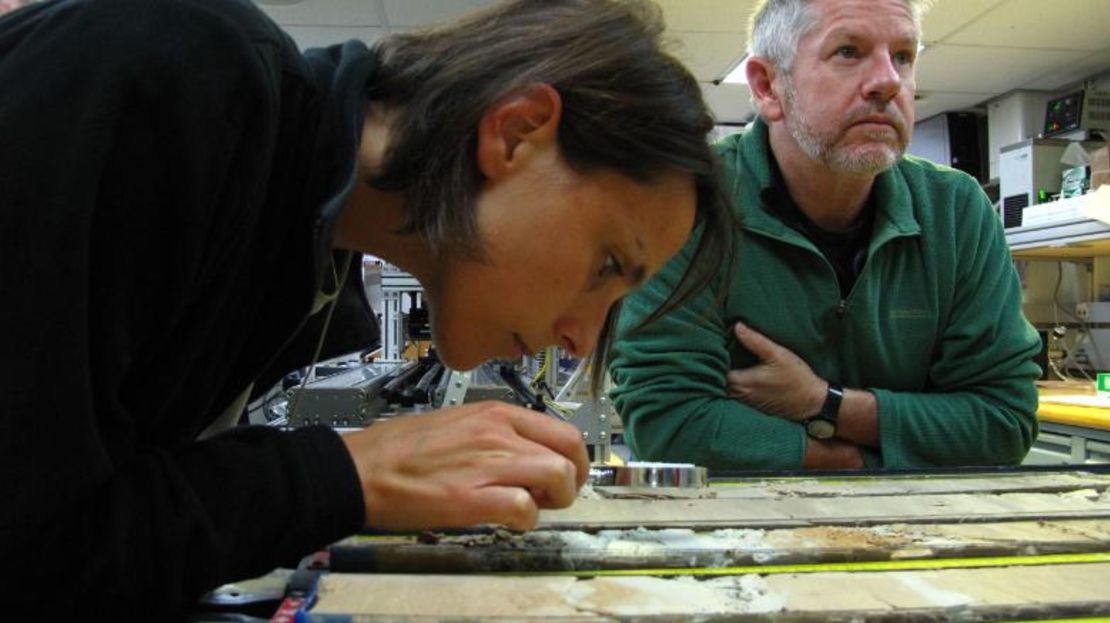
{"left": 747, "top": 0, "right": 934, "bottom": 75}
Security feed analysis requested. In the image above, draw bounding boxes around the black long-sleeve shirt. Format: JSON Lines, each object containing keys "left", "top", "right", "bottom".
{"left": 0, "top": 0, "right": 378, "bottom": 617}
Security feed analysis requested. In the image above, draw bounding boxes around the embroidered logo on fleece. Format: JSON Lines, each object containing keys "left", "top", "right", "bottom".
{"left": 890, "top": 308, "right": 929, "bottom": 320}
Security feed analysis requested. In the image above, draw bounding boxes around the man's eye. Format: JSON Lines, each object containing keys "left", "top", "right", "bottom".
{"left": 894, "top": 50, "right": 915, "bottom": 65}
{"left": 835, "top": 46, "right": 858, "bottom": 59}
{"left": 598, "top": 253, "right": 623, "bottom": 279}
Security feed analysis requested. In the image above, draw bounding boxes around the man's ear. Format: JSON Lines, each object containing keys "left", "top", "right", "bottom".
{"left": 476, "top": 83, "right": 562, "bottom": 180}
{"left": 746, "top": 56, "right": 785, "bottom": 122}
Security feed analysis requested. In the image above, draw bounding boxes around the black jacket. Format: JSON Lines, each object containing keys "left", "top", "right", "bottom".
{"left": 0, "top": 0, "right": 377, "bottom": 616}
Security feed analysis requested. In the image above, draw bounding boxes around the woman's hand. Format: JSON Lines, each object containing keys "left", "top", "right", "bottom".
{"left": 340, "top": 400, "right": 589, "bottom": 531}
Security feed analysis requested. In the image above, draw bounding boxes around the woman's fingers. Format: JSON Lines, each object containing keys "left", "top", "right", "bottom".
{"left": 341, "top": 400, "right": 589, "bottom": 531}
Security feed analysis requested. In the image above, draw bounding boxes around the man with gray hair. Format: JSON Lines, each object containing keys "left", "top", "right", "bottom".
{"left": 609, "top": 0, "right": 1042, "bottom": 469}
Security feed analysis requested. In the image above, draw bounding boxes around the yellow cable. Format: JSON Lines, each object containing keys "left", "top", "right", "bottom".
{"left": 530, "top": 356, "right": 549, "bottom": 391}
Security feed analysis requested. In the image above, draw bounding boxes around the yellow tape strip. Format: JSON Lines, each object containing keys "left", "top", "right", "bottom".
{"left": 509, "top": 551, "right": 1110, "bottom": 578}
{"left": 1037, "top": 402, "right": 1110, "bottom": 431}
{"left": 995, "top": 619, "right": 1110, "bottom": 623}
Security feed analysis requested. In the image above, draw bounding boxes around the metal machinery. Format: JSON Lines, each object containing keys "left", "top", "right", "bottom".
{"left": 379, "top": 263, "right": 424, "bottom": 363}
{"left": 998, "top": 82, "right": 1108, "bottom": 229}
{"left": 999, "top": 138, "right": 1104, "bottom": 228}
{"left": 277, "top": 354, "right": 614, "bottom": 463}
{"left": 271, "top": 264, "right": 614, "bottom": 461}
{"left": 1030, "top": 419, "right": 1110, "bottom": 464}
{"left": 282, "top": 362, "right": 397, "bottom": 428}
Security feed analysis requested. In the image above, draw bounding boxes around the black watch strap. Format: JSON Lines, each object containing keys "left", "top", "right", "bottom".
{"left": 819, "top": 382, "right": 843, "bottom": 423}
{"left": 805, "top": 383, "right": 843, "bottom": 440}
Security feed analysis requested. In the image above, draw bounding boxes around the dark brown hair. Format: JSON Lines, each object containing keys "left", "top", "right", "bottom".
{"left": 367, "top": 0, "right": 735, "bottom": 393}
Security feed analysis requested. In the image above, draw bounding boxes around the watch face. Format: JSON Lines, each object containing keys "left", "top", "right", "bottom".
{"left": 806, "top": 418, "right": 835, "bottom": 440}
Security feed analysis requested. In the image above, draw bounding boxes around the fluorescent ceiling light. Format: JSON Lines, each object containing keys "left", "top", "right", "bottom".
{"left": 720, "top": 54, "right": 749, "bottom": 85}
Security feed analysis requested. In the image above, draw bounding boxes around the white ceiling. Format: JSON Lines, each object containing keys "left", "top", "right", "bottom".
{"left": 255, "top": 0, "right": 1110, "bottom": 124}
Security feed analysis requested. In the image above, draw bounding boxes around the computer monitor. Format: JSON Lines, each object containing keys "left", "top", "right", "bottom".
{"left": 1044, "top": 90, "right": 1084, "bottom": 137}
{"left": 1044, "top": 87, "right": 1110, "bottom": 140}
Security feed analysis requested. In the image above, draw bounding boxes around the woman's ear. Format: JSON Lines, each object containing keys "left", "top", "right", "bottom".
{"left": 476, "top": 83, "right": 563, "bottom": 180}
{"left": 746, "top": 56, "right": 784, "bottom": 123}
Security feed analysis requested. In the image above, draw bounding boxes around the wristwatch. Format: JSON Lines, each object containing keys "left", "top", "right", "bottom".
{"left": 805, "top": 382, "right": 843, "bottom": 440}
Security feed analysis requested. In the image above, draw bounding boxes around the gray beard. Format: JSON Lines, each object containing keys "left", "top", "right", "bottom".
{"left": 781, "top": 80, "right": 906, "bottom": 176}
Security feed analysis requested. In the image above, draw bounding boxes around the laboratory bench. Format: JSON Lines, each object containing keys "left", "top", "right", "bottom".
{"left": 200, "top": 467, "right": 1110, "bottom": 622}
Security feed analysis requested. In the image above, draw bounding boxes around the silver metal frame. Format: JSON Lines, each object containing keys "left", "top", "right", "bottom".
{"left": 380, "top": 265, "right": 423, "bottom": 363}
{"left": 588, "top": 463, "right": 708, "bottom": 488}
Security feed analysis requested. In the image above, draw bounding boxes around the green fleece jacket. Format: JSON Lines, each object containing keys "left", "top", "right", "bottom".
{"left": 609, "top": 118, "right": 1042, "bottom": 469}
